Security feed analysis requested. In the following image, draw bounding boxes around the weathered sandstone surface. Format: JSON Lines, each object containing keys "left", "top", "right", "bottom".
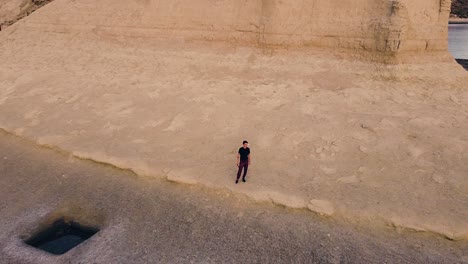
{"left": 1, "top": 0, "right": 455, "bottom": 61}
{"left": 0, "top": 0, "right": 467, "bottom": 240}
{"left": 0, "top": 0, "right": 51, "bottom": 30}
{"left": 0, "top": 0, "right": 28, "bottom": 25}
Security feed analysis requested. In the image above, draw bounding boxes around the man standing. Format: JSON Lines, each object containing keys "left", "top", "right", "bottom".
{"left": 236, "top": 140, "right": 251, "bottom": 184}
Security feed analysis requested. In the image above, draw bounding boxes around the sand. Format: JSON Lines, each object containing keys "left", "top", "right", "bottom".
{"left": 0, "top": 0, "right": 467, "bottom": 241}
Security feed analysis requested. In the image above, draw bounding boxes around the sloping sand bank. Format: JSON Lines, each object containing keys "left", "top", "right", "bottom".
{"left": 1, "top": 0, "right": 468, "bottom": 240}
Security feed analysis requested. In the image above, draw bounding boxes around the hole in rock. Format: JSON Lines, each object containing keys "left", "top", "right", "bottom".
{"left": 24, "top": 218, "right": 99, "bottom": 255}
{"left": 455, "top": 59, "right": 468, "bottom": 70}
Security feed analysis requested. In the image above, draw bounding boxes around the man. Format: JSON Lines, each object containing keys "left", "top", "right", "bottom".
{"left": 236, "top": 140, "right": 251, "bottom": 184}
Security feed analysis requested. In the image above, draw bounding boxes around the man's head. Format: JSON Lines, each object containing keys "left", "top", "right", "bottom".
{"left": 242, "top": 140, "right": 248, "bottom": 148}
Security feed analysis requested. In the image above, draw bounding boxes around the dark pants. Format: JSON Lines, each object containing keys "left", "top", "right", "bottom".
{"left": 237, "top": 160, "right": 249, "bottom": 180}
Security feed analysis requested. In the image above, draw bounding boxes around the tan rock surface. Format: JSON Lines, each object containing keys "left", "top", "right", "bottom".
{"left": 0, "top": 0, "right": 27, "bottom": 23}
{"left": 1, "top": 0, "right": 455, "bottom": 60}
{"left": 1, "top": 132, "right": 467, "bottom": 263}
{"left": 0, "top": 0, "right": 467, "bottom": 240}
{"left": 0, "top": 0, "right": 51, "bottom": 30}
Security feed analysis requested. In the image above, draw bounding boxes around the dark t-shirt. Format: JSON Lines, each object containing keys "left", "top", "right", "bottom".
{"left": 238, "top": 147, "right": 250, "bottom": 161}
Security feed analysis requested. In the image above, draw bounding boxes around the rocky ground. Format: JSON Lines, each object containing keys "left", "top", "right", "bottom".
{"left": 0, "top": 131, "right": 467, "bottom": 264}
{"left": 1, "top": 0, "right": 467, "bottom": 248}
{"left": 1, "top": 31, "right": 467, "bottom": 240}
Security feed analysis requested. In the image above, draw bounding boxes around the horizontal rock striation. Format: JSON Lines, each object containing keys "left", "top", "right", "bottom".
{"left": 1, "top": 0, "right": 454, "bottom": 62}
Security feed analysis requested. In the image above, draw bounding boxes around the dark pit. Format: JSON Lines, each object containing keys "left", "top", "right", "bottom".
{"left": 24, "top": 218, "right": 99, "bottom": 255}
{"left": 455, "top": 59, "right": 468, "bottom": 70}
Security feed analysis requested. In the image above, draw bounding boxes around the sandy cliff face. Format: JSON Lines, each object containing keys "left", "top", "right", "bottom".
{"left": 2, "top": 0, "right": 453, "bottom": 62}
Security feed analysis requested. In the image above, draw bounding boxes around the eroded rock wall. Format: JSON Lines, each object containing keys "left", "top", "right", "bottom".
{"left": 19, "top": 0, "right": 450, "bottom": 61}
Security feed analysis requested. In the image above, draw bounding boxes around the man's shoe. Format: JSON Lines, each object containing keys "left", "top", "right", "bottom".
{"left": 235, "top": 180, "right": 239, "bottom": 184}
{"left": 242, "top": 178, "right": 246, "bottom": 182}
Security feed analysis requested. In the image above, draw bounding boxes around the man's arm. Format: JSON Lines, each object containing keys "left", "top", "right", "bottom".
{"left": 237, "top": 153, "right": 240, "bottom": 167}
{"left": 248, "top": 154, "right": 251, "bottom": 165}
